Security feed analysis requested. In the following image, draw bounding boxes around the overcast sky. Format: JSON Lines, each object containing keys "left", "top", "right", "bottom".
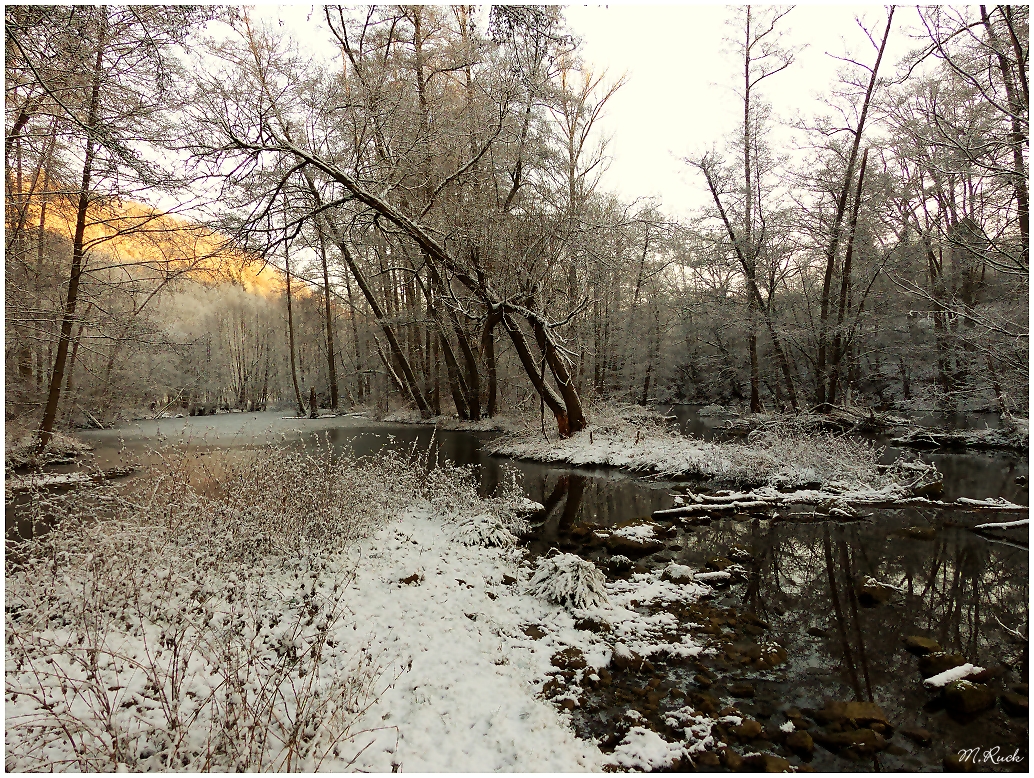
{"left": 249, "top": 3, "right": 925, "bottom": 219}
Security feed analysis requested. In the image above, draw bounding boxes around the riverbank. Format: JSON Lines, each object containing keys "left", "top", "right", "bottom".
{"left": 5, "top": 445, "right": 732, "bottom": 772}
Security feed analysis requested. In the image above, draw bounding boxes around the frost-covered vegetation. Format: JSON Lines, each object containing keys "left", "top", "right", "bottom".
{"left": 5, "top": 446, "right": 447, "bottom": 771}
{"left": 526, "top": 553, "right": 609, "bottom": 610}
{"left": 495, "top": 404, "right": 898, "bottom": 491}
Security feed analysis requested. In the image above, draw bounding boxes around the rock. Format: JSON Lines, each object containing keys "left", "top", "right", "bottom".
{"left": 542, "top": 675, "right": 566, "bottom": 697}
{"left": 688, "top": 691, "right": 720, "bottom": 715}
{"left": 574, "top": 616, "right": 611, "bottom": 633}
{"left": 729, "top": 545, "right": 753, "bottom": 562}
{"left": 814, "top": 700, "right": 890, "bottom": 729}
{"left": 706, "top": 556, "right": 734, "bottom": 571}
{"left": 1012, "top": 682, "right": 1028, "bottom": 696}
{"left": 761, "top": 644, "right": 788, "bottom": 668}
{"left": 903, "top": 635, "right": 942, "bottom": 655}
{"left": 858, "top": 578, "right": 895, "bottom": 606}
{"left": 601, "top": 523, "right": 666, "bottom": 557}
{"left": 943, "top": 680, "right": 996, "bottom": 715}
{"left": 399, "top": 572, "right": 423, "bottom": 585}
{"left": 785, "top": 707, "right": 810, "bottom": 730}
{"left": 560, "top": 698, "right": 577, "bottom": 711}
{"left": 785, "top": 730, "right": 815, "bottom": 757}
{"left": 919, "top": 652, "right": 966, "bottom": 677}
{"left": 742, "top": 754, "right": 792, "bottom": 772}
{"left": 611, "top": 644, "right": 647, "bottom": 672}
{"left": 695, "top": 751, "right": 720, "bottom": 768}
{"left": 551, "top": 647, "right": 587, "bottom": 671}
{"left": 694, "top": 673, "right": 713, "bottom": 689}
{"left": 717, "top": 746, "right": 743, "bottom": 771}
{"left": 807, "top": 626, "right": 828, "bottom": 637}
{"left": 607, "top": 554, "right": 634, "bottom": 573}
{"left": 730, "top": 682, "right": 756, "bottom": 698}
{"left": 900, "top": 726, "right": 932, "bottom": 746}
{"left": 998, "top": 691, "right": 1028, "bottom": 717}
{"left": 814, "top": 728, "right": 888, "bottom": 754}
{"left": 501, "top": 574, "right": 517, "bottom": 586}
{"left": 661, "top": 563, "right": 696, "bottom": 584}
{"left": 732, "top": 719, "right": 763, "bottom": 740}
{"left": 523, "top": 624, "right": 547, "bottom": 640}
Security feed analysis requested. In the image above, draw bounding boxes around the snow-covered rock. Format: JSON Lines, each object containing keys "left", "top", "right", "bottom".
{"left": 607, "top": 727, "right": 687, "bottom": 771}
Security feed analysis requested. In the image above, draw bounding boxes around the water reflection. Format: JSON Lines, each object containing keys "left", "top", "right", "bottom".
{"left": 667, "top": 515, "right": 1028, "bottom": 771}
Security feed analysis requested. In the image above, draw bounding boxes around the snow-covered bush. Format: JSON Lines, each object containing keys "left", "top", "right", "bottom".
{"left": 526, "top": 553, "right": 608, "bottom": 610}
{"left": 452, "top": 514, "right": 518, "bottom": 548}
{"left": 4, "top": 445, "right": 432, "bottom": 771}
{"left": 426, "top": 463, "right": 533, "bottom": 542}
{"left": 493, "top": 400, "right": 899, "bottom": 491}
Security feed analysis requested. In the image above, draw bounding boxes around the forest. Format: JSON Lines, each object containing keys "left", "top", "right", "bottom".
{"left": 5, "top": 6, "right": 1030, "bottom": 773}
{"left": 5, "top": 4, "right": 1028, "bottom": 443}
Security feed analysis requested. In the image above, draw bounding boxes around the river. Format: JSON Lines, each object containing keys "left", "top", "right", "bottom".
{"left": 10, "top": 408, "right": 1029, "bottom": 771}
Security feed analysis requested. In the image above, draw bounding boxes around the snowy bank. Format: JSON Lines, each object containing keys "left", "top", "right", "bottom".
{"left": 5, "top": 447, "right": 596, "bottom": 771}
{"left": 493, "top": 406, "right": 924, "bottom": 494}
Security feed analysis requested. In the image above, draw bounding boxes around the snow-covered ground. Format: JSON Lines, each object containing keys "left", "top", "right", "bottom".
{"left": 493, "top": 410, "right": 913, "bottom": 493}
{"left": 6, "top": 449, "right": 719, "bottom": 772}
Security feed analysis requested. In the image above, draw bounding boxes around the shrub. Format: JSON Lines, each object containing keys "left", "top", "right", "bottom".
{"left": 526, "top": 553, "right": 608, "bottom": 610}
{"left": 5, "top": 444, "right": 427, "bottom": 771}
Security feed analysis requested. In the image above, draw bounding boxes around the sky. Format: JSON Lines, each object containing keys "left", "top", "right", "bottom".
{"left": 246, "top": 3, "right": 928, "bottom": 219}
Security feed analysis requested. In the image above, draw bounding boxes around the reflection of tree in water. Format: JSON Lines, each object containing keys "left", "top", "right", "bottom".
{"left": 688, "top": 511, "right": 1027, "bottom": 709}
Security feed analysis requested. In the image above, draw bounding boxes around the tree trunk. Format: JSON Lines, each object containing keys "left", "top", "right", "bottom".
{"left": 38, "top": 9, "right": 107, "bottom": 450}
{"left": 826, "top": 148, "right": 869, "bottom": 408}
{"left": 316, "top": 226, "right": 339, "bottom": 409}
{"left": 816, "top": 9, "right": 894, "bottom": 410}
{"left": 284, "top": 224, "right": 306, "bottom": 417}
{"left": 501, "top": 313, "right": 567, "bottom": 430}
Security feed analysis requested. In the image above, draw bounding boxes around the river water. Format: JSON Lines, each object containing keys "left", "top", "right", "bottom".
{"left": 10, "top": 408, "right": 1029, "bottom": 771}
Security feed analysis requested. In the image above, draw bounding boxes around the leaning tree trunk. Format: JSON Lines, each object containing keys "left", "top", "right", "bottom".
{"left": 815, "top": 9, "right": 894, "bottom": 410}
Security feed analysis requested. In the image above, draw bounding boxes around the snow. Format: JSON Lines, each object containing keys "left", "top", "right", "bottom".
{"left": 973, "top": 518, "right": 1029, "bottom": 530}
{"left": 333, "top": 512, "right": 606, "bottom": 771}
{"left": 492, "top": 409, "right": 900, "bottom": 493}
{"left": 526, "top": 553, "right": 609, "bottom": 610}
{"left": 780, "top": 720, "right": 795, "bottom": 732}
{"left": 959, "top": 497, "right": 1027, "bottom": 510}
{"left": 694, "top": 570, "right": 732, "bottom": 582}
{"left": 6, "top": 471, "right": 93, "bottom": 491}
{"left": 924, "top": 663, "right": 986, "bottom": 688}
{"left": 612, "top": 522, "right": 657, "bottom": 541}
{"left": 608, "top": 727, "right": 686, "bottom": 771}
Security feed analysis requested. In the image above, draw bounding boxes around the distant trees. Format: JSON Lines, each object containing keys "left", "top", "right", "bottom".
{"left": 5, "top": 5, "right": 1027, "bottom": 433}
{"left": 5, "top": 5, "right": 217, "bottom": 443}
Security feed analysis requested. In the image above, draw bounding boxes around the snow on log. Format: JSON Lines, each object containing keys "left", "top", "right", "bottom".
{"left": 6, "top": 467, "right": 135, "bottom": 493}
{"left": 972, "top": 518, "right": 1029, "bottom": 530}
{"left": 924, "top": 663, "right": 985, "bottom": 688}
{"left": 653, "top": 487, "right": 1029, "bottom": 519}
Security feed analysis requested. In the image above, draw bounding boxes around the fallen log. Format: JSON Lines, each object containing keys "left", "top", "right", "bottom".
{"left": 7, "top": 466, "right": 136, "bottom": 493}
{"left": 653, "top": 489, "right": 1028, "bottom": 520}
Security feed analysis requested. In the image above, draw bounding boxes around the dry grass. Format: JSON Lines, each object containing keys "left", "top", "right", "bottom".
{"left": 4, "top": 444, "right": 449, "bottom": 771}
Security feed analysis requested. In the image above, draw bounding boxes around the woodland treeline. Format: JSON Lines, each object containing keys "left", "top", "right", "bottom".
{"left": 5, "top": 5, "right": 1029, "bottom": 444}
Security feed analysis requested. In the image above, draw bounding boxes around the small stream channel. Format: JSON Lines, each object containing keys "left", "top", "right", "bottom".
{"left": 7, "top": 408, "right": 1029, "bottom": 771}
